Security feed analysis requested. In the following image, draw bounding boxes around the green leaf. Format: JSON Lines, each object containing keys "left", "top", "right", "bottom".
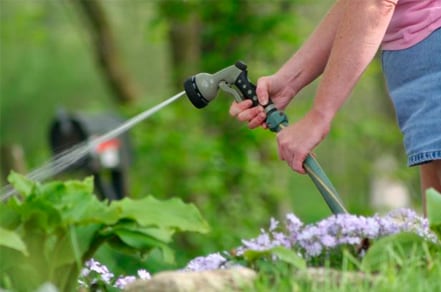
{"left": 101, "top": 221, "right": 174, "bottom": 243}
{"left": 243, "top": 247, "right": 306, "bottom": 270}
{"left": 46, "top": 224, "right": 102, "bottom": 269}
{"left": 269, "top": 246, "right": 306, "bottom": 270}
{"left": 114, "top": 229, "right": 174, "bottom": 262}
{"left": 19, "top": 199, "right": 62, "bottom": 232}
{"left": 361, "top": 232, "right": 432, "bottom": 272}
{"left": 0, "top": 227, "right": 28, "bottom": 256}
{"left": 113, "top": 196, "right": 210, "bottom": 233}
{"left": 0, "top": 176, "right": 209, "bottom": 290}
{"left": 427, "top": 188, "right": 441, "bottom": 226}
{"left": 0, "top": 200, "right": 20, "bottom": 229}
{"left": 427, "top": 188, "right": 441, "bottom": 240}
{"left": 7, "top": 172, "right": 34, "bottom": 197}
{"left": 32, "top": 177, "right": 120, "bottom": 226}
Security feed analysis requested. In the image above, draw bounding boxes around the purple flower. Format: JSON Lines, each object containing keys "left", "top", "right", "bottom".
{"left": 285, "top": 213, "right": 303, "bottom": 242}
{"left": 83, "top": 258, "right": 114, "bottom": 284}
{"left": 235, "top": 208, "right": 438, "bottom": 261}
{"left": 137, "top": 269, "right": 151, "bottom": 280}
{"left": 272, "top": 231, "right": 291, "bottom": 248}
{"left": 185, "top": 252, "right": 227, "bottom": 271}
{"left": 78, "top": 259, "right": 152, "bottom": 289}
{"left": 304, "top": 242, "right": 322, "bottom": 257}
{"left": 320, "top": 234, "right": 337, "bottom": 248}
{"left": 114, "top": 276, "right": 137, "bottom": 289}
{"left": 269, "top": 217, "right": 279, "bottom": 231}
{"left": 182, "top": 207, "right": 438, "bottom": 273}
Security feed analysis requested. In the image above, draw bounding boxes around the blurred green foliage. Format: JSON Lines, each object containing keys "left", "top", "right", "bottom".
{"left": 0, "top": 173, "right": 208, "bottom": 290}
{"left": 0, "top": 0, "right": 421, "bottom": 276}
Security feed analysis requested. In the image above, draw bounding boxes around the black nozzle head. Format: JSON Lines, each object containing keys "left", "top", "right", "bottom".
{"left": 184, "top": 76, "right": 209, "bottom": 109}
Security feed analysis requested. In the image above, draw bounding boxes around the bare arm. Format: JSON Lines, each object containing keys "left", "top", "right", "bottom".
{"left": 240, "top": 0, "right": 348, "bottom": 127}
{"left": 311, "top": 0, "right": 397, "bottom": 123}
{"left": 277, "top": 0, "right": 398, "bottom": 173}
{"left": 274, "top": 0, "right": 347, "bottom": 95}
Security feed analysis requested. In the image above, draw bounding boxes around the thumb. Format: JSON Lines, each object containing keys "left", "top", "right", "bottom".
{"left": 256, "top": 77, "right": 270, "bottom": 106}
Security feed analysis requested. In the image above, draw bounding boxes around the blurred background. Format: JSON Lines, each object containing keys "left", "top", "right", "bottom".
{"left": 0, "top": 0, "right": 421, "bottom": 275}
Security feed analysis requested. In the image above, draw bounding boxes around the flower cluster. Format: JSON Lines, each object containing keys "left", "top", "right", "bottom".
{"left": 185, "top": 252, "right": 228, "bottom": 272}
{"left": 240, "top": 208, "right": 438, "bottom": 258}
{"left": 78, "top": 258, "right": 151, "bottom": 290}
{"left": 184, "top": 208, "right": 438, "bottom": 271}
{"left": 78, "top": 209, "right": 438, "bottom": 280}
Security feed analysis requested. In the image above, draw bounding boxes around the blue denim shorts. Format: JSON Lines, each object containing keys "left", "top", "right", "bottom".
{"left": 381, "top": 28, "right": 441, "bottom": 166}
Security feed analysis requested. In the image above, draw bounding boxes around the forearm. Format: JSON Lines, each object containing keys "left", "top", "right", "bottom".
{"left": 276, "top": 0, "right": 347, "bottom": 93}
{"left": 312, "top": 0, "right": 397, "bottom": 121}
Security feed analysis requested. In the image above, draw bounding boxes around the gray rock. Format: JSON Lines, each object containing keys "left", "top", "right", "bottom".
{"left": 125, "top": 267, "right": 257, "bottom": 292}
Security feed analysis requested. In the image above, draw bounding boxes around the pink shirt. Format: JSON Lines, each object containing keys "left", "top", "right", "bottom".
{"left": 382, "top": 0, "right": 441, "bottom": 50}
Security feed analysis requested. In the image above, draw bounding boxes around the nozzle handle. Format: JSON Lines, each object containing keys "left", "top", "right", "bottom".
{"left": 233, "top": 61, "right": 259, "bottom": 106}
{"left": 233, "top": 61, "right": 288, "bottom": 132}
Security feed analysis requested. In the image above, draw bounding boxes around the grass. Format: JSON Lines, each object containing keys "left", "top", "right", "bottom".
{"left": 251, "top": 246, "right": 441, "bottom": 292}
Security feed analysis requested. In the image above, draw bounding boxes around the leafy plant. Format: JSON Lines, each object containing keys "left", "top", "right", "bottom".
{"left": 0, "top": 172, "right": 209, "bottom": 291}
{"left": 361, "top": 188, "right": 441, "bottom": 272}
{"left": 427, "top": 188, "right": 441, "bottom": 238}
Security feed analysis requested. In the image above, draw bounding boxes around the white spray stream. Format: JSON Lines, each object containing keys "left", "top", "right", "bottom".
{"left": 0, "top": 91, "right": 186, "bottom": 202}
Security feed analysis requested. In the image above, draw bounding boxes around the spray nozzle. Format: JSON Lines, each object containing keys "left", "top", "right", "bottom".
{"left": 184, "top": 61, "right": 288, "bottom": 132}
{"left": 184, "top": 61, "right": 252, "bottom": 108}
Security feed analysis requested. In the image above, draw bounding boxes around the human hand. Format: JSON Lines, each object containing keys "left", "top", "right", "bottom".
{"left": 277, "top": 109, "right": 331, "bottom": 174}
{"left": 229, "top": 74, "right": 297, "bottom": 128}
{"left": 229, "top": 99, "right": 266, "bottom": 129}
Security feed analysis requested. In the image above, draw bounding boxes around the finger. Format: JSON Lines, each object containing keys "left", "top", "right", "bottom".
{"left": 290, "top": 154, "right": 307, "bottom": 174}
{"left": 248, "top": 112, "right": 267, "bottom": 129}
{"left": 237, "top": 106, "right": 263, "bottom": 122}
{"left": 256, "top": 77, "right": 270, "bottom": 106}
{"left": 229, "top": 100, "right": 253, "bottom": 117}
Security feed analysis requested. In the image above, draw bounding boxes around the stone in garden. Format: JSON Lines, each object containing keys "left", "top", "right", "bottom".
{"left": 124, "top": 267, "right": 256, "bottom": 292}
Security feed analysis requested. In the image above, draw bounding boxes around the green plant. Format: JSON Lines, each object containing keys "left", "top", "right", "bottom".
{"left": 0, "top": 172, "right": 209, "bottom": 291}
{"left": 181, "top": 189, "right": 441, "bottom": 291}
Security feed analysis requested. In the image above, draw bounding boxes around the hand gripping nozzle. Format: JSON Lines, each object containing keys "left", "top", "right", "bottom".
{"left": 184, "top": 61, "right": 288, "bottom": 132}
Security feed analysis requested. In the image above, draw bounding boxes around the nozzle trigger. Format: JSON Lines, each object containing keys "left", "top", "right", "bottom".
{"left": 219, "top": 81, "right": 244, "bottom": 103}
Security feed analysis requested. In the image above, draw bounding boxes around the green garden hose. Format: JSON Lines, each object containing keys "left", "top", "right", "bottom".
{"left": 273, "top": 123, "right": 348, "bottom": 215}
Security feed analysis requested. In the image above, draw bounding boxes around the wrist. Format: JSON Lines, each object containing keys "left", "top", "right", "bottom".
{"left": 274, "top": 68, "right": 302, "bottom": 96}
{"left": 308, "top": 106, "right": 333, "bottom": 136}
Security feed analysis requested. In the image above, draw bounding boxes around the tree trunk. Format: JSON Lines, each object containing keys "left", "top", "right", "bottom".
{"left": 75, "top": 0, "right": 138, "bottom": 104}
{"left": 168, "top": 14, "right": 201, "bottom": 90}
{"left": 0, "top": 144, "right": 27, "bottom": 185}
{"left": 157, "top": 0, "right": 202, "bottom": 90}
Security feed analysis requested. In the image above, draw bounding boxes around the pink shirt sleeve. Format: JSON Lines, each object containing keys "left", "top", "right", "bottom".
{"left": 382, "top": 0, "right": 441, "bottom": 50}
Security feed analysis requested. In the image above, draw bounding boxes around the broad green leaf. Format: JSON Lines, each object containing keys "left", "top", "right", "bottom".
{"left": 32, "top": 178, "right": 120, "bottom": 226}
{"left": 243, "top": 247, "right": 306, "bottom": 270}
{"left": 100, "top": 221, "right": 174, "bottom": 243}
{"left": 361, "top": 232, "right": 431, "bottom": 272}
{"left": 7, "top": 172, "right": 34, "bottom": 197}
{"left": 0, "top": 176, "right": 209, "bottom": 290}
{"left": 427, "top": 188, "right": 441, "bottom": 226}
{"left": 243, "top": 249, "right": 271, "bottom": 262}
{"left": 19, "top": 199, "right": 62, "bottom": 232}
{"left": 114, "top": 196, "right": 210, "bottom": 233}
{"left": 0, "top": 227, "right": 28, "bottom": 256}
{"left": 0, "top": 200, "right": 20, "bottom": 229}
{"left": 46, "top": 224, "right": 102, "bottom": 269}
{"left": 270, "top": 246, "right": 306, "bottom": 270}
{"left": 114, "top": 229, "right": 175, "bottom": 263}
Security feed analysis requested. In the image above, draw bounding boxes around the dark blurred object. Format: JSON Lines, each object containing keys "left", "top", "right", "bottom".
{"left": 49, "top": 109, "right": 132, "bottom": 200}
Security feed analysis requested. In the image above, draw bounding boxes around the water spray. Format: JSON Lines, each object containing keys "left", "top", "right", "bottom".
{"left": 0, "top": 91, "right": 185, "bottom": 202}
{"left": 1, "top": 61, "right": 347, "bottom": 215}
